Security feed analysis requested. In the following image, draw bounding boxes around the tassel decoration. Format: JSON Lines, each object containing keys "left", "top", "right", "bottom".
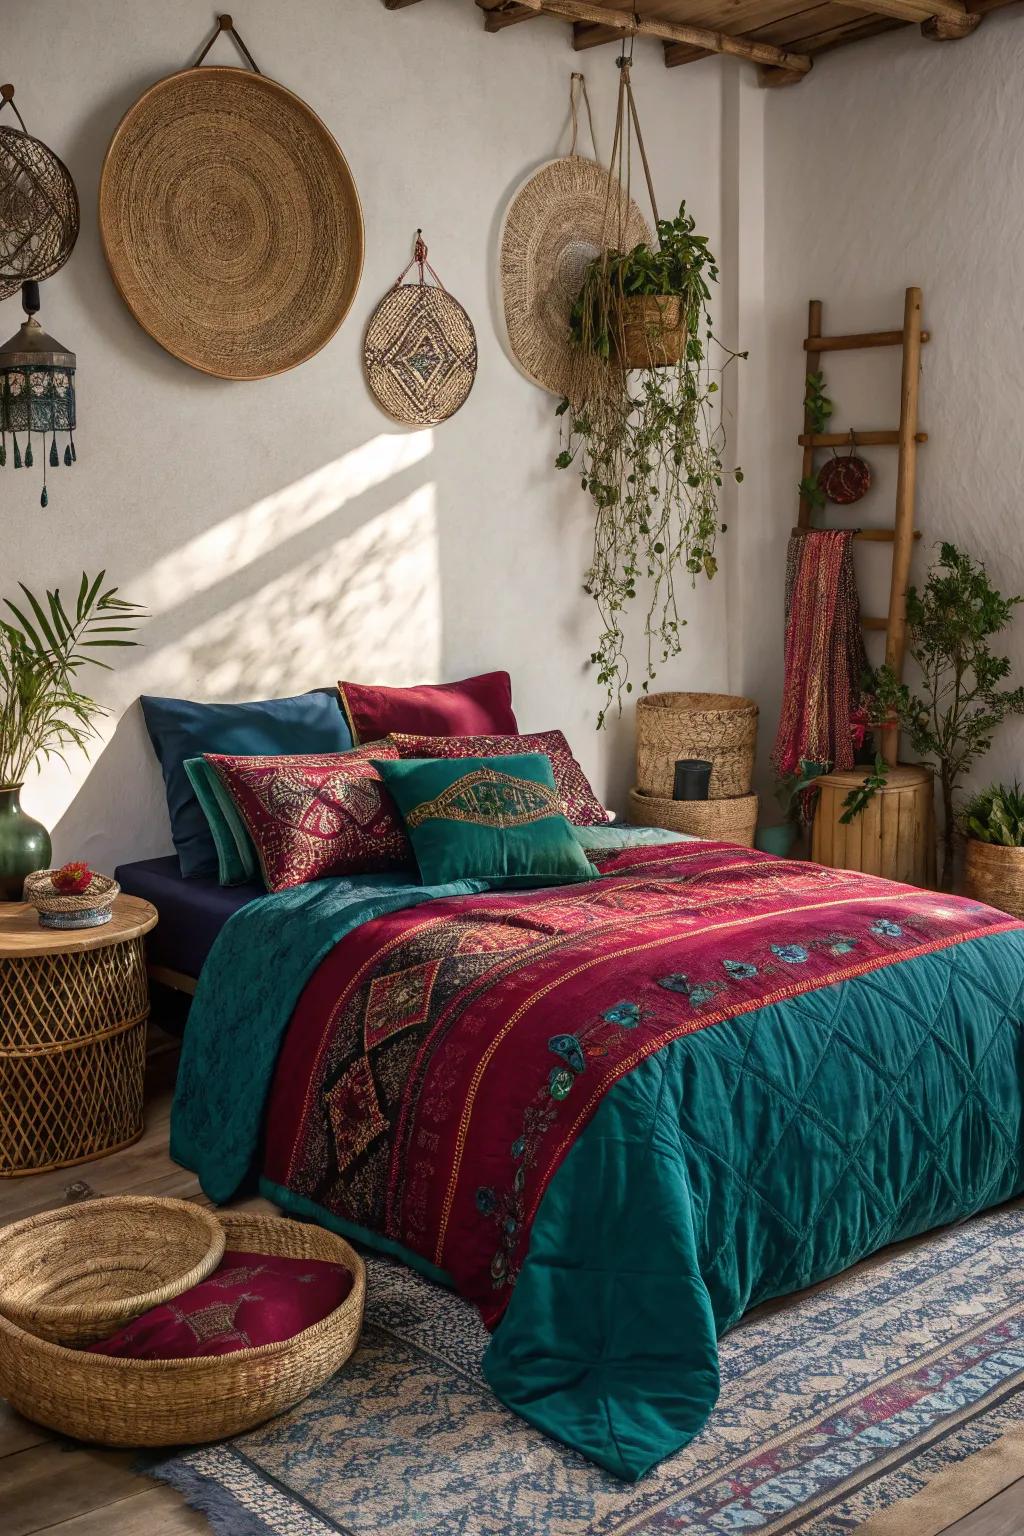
{"left": 12, "top": 434, "right": 21, "bottom": 469}
{"left": 24, "top": 437, "right": 33, "bottom": 469}
{"left": 40, "top": 485, "right": 48, "bottom": 508}
{"left": 63, "top": 444, "right": 71, "bottom": 466}
{"left": 49, "top": 434, "right": 58, "bottom": 468}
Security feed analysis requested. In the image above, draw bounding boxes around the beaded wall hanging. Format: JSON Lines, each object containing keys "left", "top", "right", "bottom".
{"left": 364, "top": 232, "right": 477, "bottom": 426}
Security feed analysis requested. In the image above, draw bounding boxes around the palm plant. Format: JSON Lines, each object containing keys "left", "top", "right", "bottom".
{"left": 0, "top": 573, "right": 145, "bottom": 787}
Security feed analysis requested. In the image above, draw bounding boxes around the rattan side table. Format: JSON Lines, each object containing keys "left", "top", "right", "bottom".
{"left": 0, "top": 895, "right": 158, "bottom": 1177}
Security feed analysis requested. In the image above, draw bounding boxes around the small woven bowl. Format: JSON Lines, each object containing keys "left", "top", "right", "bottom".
{"left": 22, "top": 870, "right": 120, "bottom": 927}
{"left": 0, "top": 1196, "right": 226, "bottom": 1346}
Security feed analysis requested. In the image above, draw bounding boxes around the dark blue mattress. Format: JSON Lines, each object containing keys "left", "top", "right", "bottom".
{"left": 115, "top": 857, "right": 262, "bottom": 981}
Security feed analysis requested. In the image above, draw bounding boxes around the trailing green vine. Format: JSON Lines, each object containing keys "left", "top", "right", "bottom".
{"left": 555, "top": 202, "right": 745, "bottom": 727}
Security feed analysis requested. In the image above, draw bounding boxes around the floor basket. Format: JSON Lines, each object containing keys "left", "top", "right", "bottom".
{"left": 636, "top": 692, "right": 758, "bottom": 800}
{"left": 0, "top": 1209, "right": 365, "bottom": 1446}
{"left": 0, "top": 1196, "right": 225, "bottom": 1346}
{"left": 963, "top": 839, "right": 1024, "bottom": 918}
{"left": 628, "top": 786, "right": 759, "bottom": 847}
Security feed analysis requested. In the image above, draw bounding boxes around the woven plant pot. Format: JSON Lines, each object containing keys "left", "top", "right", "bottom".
{"left": 0, "top": 1197, "right": 225, "bottom": 1346}
{"left": 0, "top": 1209, "right": 365, "bottom": 1446}
{"left": 628, "top": 786, "right": 759, "bottom": 847}
{"left": 963, "top": 839, "right": 1024, "bottom": 918}
{"left": 614, "top": 295, "right": 687, "bottom": 369}
{"left": 636, "top": 692, "right": 758, "bottom": 800}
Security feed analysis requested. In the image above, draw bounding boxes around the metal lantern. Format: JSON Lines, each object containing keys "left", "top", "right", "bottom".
{"left": 0, "top": 280, "right": 76, "bottom": 507}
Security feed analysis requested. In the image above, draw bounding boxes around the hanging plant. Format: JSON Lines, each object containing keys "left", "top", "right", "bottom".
{"left": 553, "top": 58, "right": 745, "bottom": 729}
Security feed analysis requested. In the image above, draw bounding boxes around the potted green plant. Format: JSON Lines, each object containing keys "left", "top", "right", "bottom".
{"left": 961, "top": 782, "right": 1024, "bottom": 917}
{"left": 757, "top": 759, "right": 827, "bottom": 857}
{"left": 555, "top": 201, "right": 745, "bottom": 727}
{"left": 838, "top": 544, "right": 1024, "bottom": 889}
{"left": 0, "top": 574, "right": 144, "bottom": 899}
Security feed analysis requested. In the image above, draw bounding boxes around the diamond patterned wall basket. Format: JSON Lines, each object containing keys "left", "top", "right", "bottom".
{"left": 364, "top": 232, "right": 477, "bottom": 426}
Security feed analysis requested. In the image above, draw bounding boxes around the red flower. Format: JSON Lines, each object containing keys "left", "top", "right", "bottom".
{"left": 52, "top": 861, "right": 93, "bottom": 895}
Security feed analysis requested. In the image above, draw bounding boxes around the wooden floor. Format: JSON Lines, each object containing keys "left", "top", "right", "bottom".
{"left": 1, "top": 1039, "right": 1022, "bottom": 1536}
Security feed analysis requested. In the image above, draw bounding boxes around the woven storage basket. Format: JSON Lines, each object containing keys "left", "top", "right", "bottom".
{"left": 614, "top": 295, "right": 687, "bottom": 369}
{"left": 0, "top": 1197, "right": 225, "bottom": 1346}
{"left": 963, "top": 840, "right": 1024, "bottom": 918}
{"left": 0, "top": 1209, "right": 365, "bottom": 1446}
{"left": 636, "top": 692, "right": 758, "bottom": 800}
{"left": 628, "top": 786, "right": 759, "bottom": 847}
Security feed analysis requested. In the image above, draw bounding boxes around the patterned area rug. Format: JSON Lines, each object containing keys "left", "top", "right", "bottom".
{"left": 152, "top": 1204, "right": 1024, "bottom": 1536}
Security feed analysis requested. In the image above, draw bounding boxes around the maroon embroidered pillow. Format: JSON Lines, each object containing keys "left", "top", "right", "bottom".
{"left": 337, "top": 671, "right": 518, "bottom": 744}
{"left": 89, "top": 1249, "right": 353, "bottom": 1360}
{"left": 206, "top": 743, "right": 409, "bottom": 892}
{"left": 389, "top": 729, "right": 607, "bottom": 826}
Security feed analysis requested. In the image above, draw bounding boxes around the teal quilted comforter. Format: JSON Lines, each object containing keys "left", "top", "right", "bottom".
{"left": 172, "top": 829, "right": 1024, "bottom": 1479}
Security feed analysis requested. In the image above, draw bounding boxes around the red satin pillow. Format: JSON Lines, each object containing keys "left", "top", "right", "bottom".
{"left": 206, "top": 743, "right": 409, "bottom": 892}
{"left": 390, "top": 729, "right": 607, "bottom": 826}
{"left": 337, "top": 671, "right": 517, "bottom": 744}
{"left": 89, "top": 1249, "right": 353, "bottom": 1360}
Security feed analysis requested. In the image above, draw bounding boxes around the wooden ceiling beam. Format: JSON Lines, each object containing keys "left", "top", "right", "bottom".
{"left": 840, "top": 0, "right": 980, "bottom": 32}
{"left": 475, "top": 0, "right": 541, "bottom": 27}
{"left": 572, "top": 20, "right": 625, "bottom": 48}
{"left": 498, "top": 0, "right": 813, "bottom": 73}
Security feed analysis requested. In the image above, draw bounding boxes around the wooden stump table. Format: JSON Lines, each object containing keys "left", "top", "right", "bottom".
{"left": 0, "top": 895, "right": 158, "bottom": 1177}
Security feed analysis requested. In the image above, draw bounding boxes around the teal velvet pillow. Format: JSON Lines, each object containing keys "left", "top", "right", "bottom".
{"left": 374, "top": 754, "right": 598, "bottom": 889}
{"left": 183, "top": 758, "right": 259, "bottom": 886}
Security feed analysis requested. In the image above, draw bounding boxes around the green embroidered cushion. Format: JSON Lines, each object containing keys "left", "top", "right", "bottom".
{"left": 374, "top": 754, "right": 598, "bottom": 889}
{"left": 183, "top": 757, "right": 259, "bottom": 886}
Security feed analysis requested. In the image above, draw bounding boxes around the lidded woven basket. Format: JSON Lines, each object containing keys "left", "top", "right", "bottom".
{"left": 628, "top": 787, "right": 758, "bottom": 847}
{"left": 636, "top": 692, "right": 758, "bottom": 800}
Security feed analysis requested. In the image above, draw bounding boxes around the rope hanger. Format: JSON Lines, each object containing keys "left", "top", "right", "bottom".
{"left": 601, "top": 32, "right": 661, "bottom": 251}
{"left": 192, "top": 14, "right": 262, "bottom": 73}
{"left": 0, "top": 84, "right": 29, "bottom": 133}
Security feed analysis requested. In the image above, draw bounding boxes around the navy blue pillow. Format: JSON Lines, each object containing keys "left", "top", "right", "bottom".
{"left": 141, "top": 690, "right": 353, "bottom": 878}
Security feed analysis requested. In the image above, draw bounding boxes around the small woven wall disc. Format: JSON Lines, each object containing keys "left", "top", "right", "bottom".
{"left": 98, "top": 67, "right": 364, "bottom": 380}
{"left": 818, "top": 454, "right": 872, "bottom": 505}
{"left": 364, "top": 284, "right": 477, "bottom": 426}
{"left": 0, "top": 126, "right": 80, "bottom": 302}
{"left": 498, "top": 155, "right": 650, "bottom": 399}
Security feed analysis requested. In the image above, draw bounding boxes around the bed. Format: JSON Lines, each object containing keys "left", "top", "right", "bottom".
{"left": 115, "top": 857, "right": 262, "bottom": 991}
{"left": 170, "top": 827, "right": 1024, "bottom": 1480}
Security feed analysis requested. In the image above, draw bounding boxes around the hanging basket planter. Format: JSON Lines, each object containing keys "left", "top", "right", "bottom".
{"left": 613, "top": 294, "right": 688, "bottom": 369}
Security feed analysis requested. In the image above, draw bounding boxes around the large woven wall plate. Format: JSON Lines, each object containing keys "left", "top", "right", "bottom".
{"left": 364, "top": 284, "right": 477, "bottom": 426}
{"left": 98, "top": 67, "right": 364, "bottom": 381}
{"left": 498, "top": 155, "right": 650, "bottom": 399}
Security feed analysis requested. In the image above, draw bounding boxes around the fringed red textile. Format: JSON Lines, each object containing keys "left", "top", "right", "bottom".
{"left": 771, "top": 529, "right": 867, "bottom": 778}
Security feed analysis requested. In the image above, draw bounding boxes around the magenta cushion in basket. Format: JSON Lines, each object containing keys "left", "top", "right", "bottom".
{"left": 206, "top": 742, "right": 409, "bottom": 892}
{"left": 337, "top": 671, "right": 518, "bottom": 744}
{"left": 390, "top": 729, "right": 607, "bottom": 827}
{"left": 89, "top": 1250, "right": 354, "bottom": 1360}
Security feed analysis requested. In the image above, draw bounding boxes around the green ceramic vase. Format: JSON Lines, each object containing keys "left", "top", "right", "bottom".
{"left": 0, "top": 786, "right": 51, "bottom": 901}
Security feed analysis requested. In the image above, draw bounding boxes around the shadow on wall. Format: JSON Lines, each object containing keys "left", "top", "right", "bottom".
{"left": 49, "top": 435, "right": 440, "bottom": 864}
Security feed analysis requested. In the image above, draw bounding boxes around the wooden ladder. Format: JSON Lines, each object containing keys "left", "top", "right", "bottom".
{"left": 794, "top": 287, "right": 928, "bottom": 765}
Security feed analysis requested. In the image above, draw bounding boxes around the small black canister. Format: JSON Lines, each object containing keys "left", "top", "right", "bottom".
{"left": 673, "top": 759, "right": 712, "bottom": 801}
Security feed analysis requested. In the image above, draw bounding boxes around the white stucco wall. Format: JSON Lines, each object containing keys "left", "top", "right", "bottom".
{"left": 3, "top": 0, "right": 731, "bottom": 870}
{"left": 753, "top": 13, "right": 1024, "bottom": 802}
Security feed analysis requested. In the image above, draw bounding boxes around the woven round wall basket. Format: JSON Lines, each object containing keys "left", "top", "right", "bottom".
{"left": 498, "top": 154, "right": 650, "bottom": 399}
{"left": 636, "top": 692, "right": 758, "bottom": 801}
{"left": 364, "top": 234, "right": 477, "bottom": 426}
{"left": 628, "top": 787, "right": 759, "bottom": 847}
{"left": 0, "top": 89, "right": 80, "bottom": 303}
{"left": 98, "top": 66, "right": 364, "bottom": 380}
